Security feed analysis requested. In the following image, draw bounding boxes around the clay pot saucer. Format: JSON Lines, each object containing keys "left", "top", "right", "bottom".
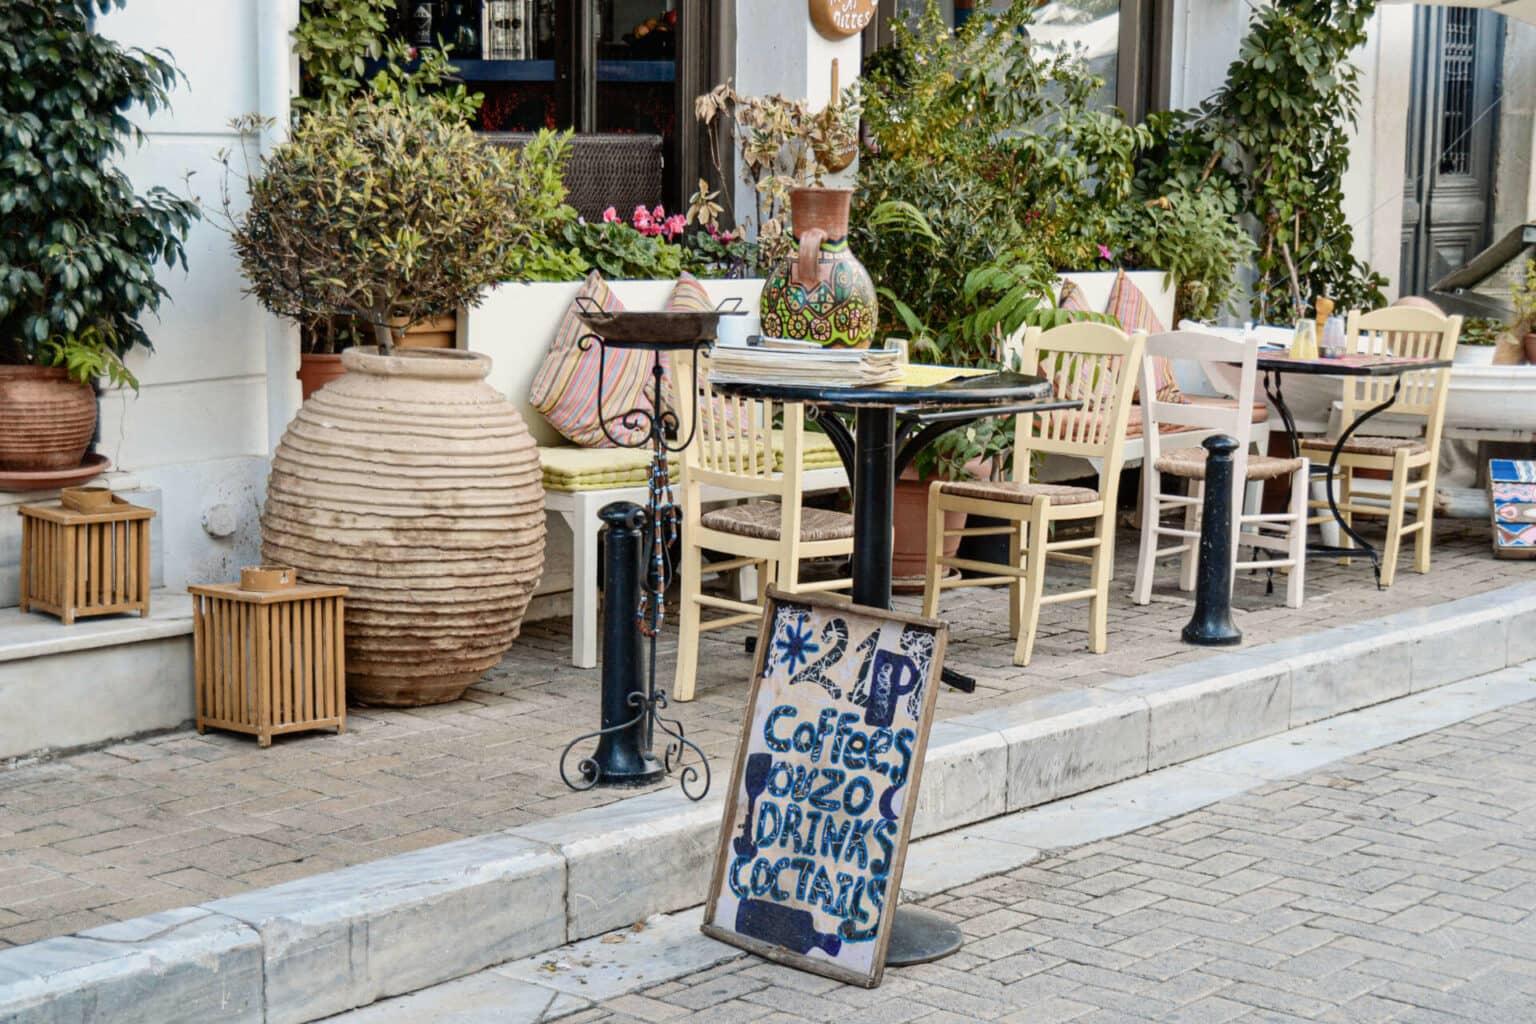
{"left": 240, "top": 565, "right": 297, "bottom": 592}
{"left": 0, "top": 452, "right": 109, "bottom": 493}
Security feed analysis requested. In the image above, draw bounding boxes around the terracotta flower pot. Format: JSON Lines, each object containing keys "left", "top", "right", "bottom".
{"left": 297, "top": 353, "right": 349, "bottom": 400}
{"left": 1524, "top": 332, "right": 1536, "bottom": 366}
{"left": 891, "top": 470, "right": 965, "bottom": 579}
{"left": 0, "top": 365, "right": 97, "bottom": 471}
{"left": 262, "top": 347, "right": 546, "bottom": 706}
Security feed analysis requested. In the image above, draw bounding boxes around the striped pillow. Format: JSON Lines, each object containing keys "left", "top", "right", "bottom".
{"left": 1057, "top": 280, "right": 1092, "bottom": 314}
{"left": 1105, "top": 271, "right": 1182, "bottom": 403}
{"left": 529, "top": 272, "right": 668, "bottom": 448}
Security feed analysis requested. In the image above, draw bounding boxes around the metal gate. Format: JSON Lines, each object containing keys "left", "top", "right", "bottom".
{"left": 1401, "top": 6, "right": 1505, "bottom": 297}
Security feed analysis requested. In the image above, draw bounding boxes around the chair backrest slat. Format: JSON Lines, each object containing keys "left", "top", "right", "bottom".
{"left": 1003, "top": 321, "right": 1145, "bottom": 501}
{"left": 675, "top": 352, "right": 796, "bottom": 489}
{"left": 1139, "top": 330, "right": 1259, "bottom": 471}
{"left": 1341, "top": 307, "right": 1461, "bottom": 448}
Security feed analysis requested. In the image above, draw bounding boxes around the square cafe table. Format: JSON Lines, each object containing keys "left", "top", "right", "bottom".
{"left": 1254, "top": 351, "right": 1454, "bottom": 586}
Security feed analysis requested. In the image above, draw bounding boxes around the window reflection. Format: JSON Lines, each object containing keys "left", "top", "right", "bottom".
{"left": 891, "top": 0, "right": 1120, "bottom": 108}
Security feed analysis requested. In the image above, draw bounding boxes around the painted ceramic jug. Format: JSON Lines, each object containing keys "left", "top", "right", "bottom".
{"left": 760, "top": 187, "right": 877, "bottom": 349}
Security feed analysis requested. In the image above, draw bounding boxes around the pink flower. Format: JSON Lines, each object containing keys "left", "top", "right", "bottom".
{"left": 1097, "top": 244, "right": 1113, "bottom": 261}
{"left": 631, "top": 205, "right": 653, "bottom": 231}
{"left": 602, "top": 206, "right": 619, "bottom": 223}
{"left": 653, "top": 205, "right": 666, "bottom": 222}
{"left": 663, "top": 214, "right": 687, "bottom": 240}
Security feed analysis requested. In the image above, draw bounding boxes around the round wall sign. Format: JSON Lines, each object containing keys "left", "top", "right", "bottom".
{"left": 810, "top": 0, "right": 876, "bottom": 39}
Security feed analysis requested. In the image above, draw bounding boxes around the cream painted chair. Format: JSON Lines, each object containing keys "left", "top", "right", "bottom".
{"left": 921, "top": 321, "right": 1145, "bottom": 667}
{"left": 1300, "top": 306, "right": 1462, "bottom": 587}
{"left": 671, "top": 353, "right": 854, "bottom": 701}
{"left": 1132, "top": 331, "right": 1309, "bottom": 608}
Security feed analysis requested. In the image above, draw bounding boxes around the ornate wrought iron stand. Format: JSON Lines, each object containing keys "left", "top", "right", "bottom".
{"left": 558, "top": 304, "right": 740, "bottom": 801}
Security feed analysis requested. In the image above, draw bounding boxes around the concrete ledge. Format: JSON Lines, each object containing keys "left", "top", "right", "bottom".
{"left": 0, "top": 908, "right": 262, "bottom": 1024}
{"left": 0, "top": 590, "right": 194, "bottom": 761}
{"left": 5, "top": 581, "right": 1536, "bottom": 1023}
{"left": 207, "top": 834, "right": 565, "bottom": 1024}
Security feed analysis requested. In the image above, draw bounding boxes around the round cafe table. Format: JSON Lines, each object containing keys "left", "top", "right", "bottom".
{"left": 711, "top": 370, "right": 1074, "bottom": 614}
{"left": 711, "top": 369, "right": 1079, "bottom": 966}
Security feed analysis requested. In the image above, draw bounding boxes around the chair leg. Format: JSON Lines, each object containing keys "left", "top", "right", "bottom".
{"left": 568, "top": 500, "right": 601, "bottom": 669}
{"left": 1008, "top": 521, "right": 1025, "bottom": 639}
{"left": 1337, "top": 466, "right": 1355, "bottom": 565}
{"left": 1286, "top": 461, "right": 1309, "bottom": 608}
{"left": 1415, "top": 464, "right": 1436, "bottom": 575}
{"left": 922, "top": 493, "right": 945, "bottom": 620}
{"left": 673, "top": 539, "right": 704, "bottom": 702}
{"left": 1133, "top": 470, "right": 1160, "bottom": 606}
{"left": 1013, "top": 502, "right": 1051, "bottom": 667}
{"left": 1379, "top": 451, "right": 1410, "bottom": 588}
{"left": 1179, "top": 481, "right": 1201, "bottom": 593}
{"left": 1089, "top": 514, "right": 1113, "bottom": 655}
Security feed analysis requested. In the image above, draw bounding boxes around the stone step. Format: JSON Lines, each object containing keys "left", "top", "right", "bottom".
{"left": 2, "top": 582, "right": 1534, "bottom": 1023}
{"left": 0, "top": 588, "right": 193, "bottom": 761}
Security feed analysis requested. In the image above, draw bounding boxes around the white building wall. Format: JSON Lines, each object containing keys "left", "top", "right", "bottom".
{"left": 91, "top": 0, "right": 299, "bottom": 592}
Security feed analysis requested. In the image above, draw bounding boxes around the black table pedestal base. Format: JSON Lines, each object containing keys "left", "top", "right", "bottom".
{"left": 886, "top": 907, "right": 966, "bottom": 966}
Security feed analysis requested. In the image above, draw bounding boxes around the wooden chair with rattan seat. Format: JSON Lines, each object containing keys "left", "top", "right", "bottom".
{"left": 670, "top": 352, "right": 853, "bottom": 701}
{"left": 921, "top": 321, "right": 1145, "bottom": 667}
{"left": 1299, "top": 306, "right": 1461, "bottom": 587}
{"left": 1132, "top": 331, "right": 1309, "bottom": 609}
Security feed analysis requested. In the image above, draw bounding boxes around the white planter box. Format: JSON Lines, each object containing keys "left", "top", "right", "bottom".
{"left": 466, "top": 278, "right": 765, "bottom": 445}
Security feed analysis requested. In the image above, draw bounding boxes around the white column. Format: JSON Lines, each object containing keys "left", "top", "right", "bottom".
{"left": 258, "top": 0, "right": 302, "bottom": 451}
{"left": 730, "top": 3, "right": 863, "bottom": 219}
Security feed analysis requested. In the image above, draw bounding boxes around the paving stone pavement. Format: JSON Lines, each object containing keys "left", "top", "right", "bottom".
{"left": 565, "top": 697, "right": 1536, "bottom": 1024}
{"left": 0, "top": 521, "right": 1526, "bottom": 948}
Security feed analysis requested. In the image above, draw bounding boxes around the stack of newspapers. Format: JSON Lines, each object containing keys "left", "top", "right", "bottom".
{"left": 708, "top": 337, "right": 904, "bottom": 387}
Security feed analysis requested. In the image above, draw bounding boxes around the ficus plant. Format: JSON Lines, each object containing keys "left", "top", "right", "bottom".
{"left": 0, "top": 0, "right": 198, "bottom": 383}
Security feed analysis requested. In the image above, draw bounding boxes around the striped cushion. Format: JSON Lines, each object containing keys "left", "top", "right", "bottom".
{"left": 529, "top": 271, "right": 675, "bottom": 448}
{"left": 1105, "top": 271, "right": 1182, "bottom": 404}
{"left": 1058, "top": 280, "right": 1092, "bottom": 314}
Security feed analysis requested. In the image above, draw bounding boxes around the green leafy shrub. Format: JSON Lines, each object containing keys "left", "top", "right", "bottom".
{"left": 854, "top": 0, "right": 1152, "bottom": 366}
{"left": 0, "top": 0, "right": 199, "bottom": 381}
{"left": 1163, "top": 0, "right": 1386, "bottom": 321}
{"left": 225, "top": 95, "right": 570, "bottom": 352}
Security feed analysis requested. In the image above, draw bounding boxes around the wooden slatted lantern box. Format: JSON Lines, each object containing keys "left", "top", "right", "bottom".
{"left": 18, "top": 489, "right": 155, "bottom": 624}
{"left": 190, "top": 566, "right": 348, "bottom": 747}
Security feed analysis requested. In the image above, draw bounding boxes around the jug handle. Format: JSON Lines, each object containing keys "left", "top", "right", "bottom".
{"left": 793, "top": 228, "right": 826, "bottom": 288}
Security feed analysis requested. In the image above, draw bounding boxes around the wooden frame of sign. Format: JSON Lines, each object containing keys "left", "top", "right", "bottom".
{"left": 701, "top": 587, "right": 948, "bottom": 988}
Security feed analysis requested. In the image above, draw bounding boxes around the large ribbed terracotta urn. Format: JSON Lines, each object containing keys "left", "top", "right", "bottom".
{"left": 261, "top": 347, "right": 545, "bottom": 706}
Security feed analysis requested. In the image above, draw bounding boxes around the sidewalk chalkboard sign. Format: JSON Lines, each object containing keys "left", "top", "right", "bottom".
{"left": 701, "top": 589, "right": 948, "bottom": 988}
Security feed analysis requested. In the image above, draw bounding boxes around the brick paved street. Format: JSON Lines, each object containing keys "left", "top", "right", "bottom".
{"left": 0, "top": 521, "right": 1527, "bottom": 948}
{"left": 565, "top": 697, "right": 1536, "bottom": 1024}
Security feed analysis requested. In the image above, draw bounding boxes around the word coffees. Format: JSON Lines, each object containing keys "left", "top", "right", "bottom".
{"left": 703, "top": 591, "right": 946, "bottom": 987}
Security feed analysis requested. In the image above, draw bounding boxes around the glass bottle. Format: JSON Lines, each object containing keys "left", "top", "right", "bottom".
{"left": 408, "top": 0, "right": 435, "bottom": 48}
{"left": 449, "top": 1, "right": 480, "bottom": 59}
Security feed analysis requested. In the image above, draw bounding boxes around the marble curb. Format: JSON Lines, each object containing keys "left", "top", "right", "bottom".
{"left": 3, "top": 581, "right": 1535, "bottom": 1023}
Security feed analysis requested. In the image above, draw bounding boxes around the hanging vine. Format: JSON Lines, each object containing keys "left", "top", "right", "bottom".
{"left": 1161, "top": 0, "right": 1388, "bottom": 321}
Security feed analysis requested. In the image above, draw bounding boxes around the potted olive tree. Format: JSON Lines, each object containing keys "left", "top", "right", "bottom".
{"left": 229, "top": 90, "right": 568, "bottom": 706}
{"left": 0, "top": 0, "right": 197, "bottom": 481}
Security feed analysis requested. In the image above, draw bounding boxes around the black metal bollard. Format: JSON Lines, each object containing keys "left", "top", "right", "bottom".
{"left": 589, "top": 501, "right": 664, "bottom": 786}
{"left": 1182, "top": 435, "right": 1243, "bottom": 646}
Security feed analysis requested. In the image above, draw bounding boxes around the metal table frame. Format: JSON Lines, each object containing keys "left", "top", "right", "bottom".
{"left": 713, "top": 369, "right": 1078, "bottom": 967}
{"left": 1257, "top": 354, "right": 1454, "bottom": 588}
